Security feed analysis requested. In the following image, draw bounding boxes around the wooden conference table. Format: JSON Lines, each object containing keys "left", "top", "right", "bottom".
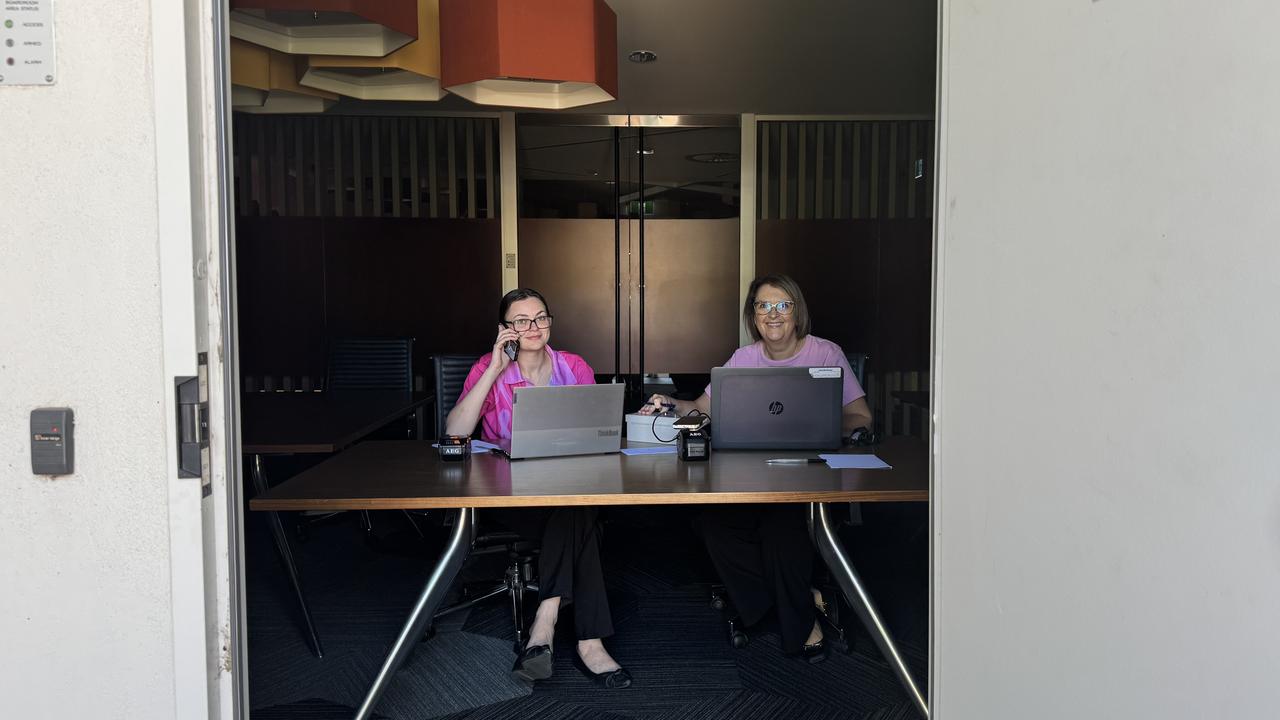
{"left": 252, "top": 437, "right": 931, "bottom": 720}
{"left": 241, "top": 390, "right": 435, "bottom": 658}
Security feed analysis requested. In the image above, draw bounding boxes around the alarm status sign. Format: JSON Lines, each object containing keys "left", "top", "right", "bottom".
{"left": 1, "top": 0, "right": 55, "bottom": 86}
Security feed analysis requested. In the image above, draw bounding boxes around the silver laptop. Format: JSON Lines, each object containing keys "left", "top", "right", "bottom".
{"left": 498, "top": 383, "right": 625, "bottom": 459}
{"left": 710, "top": 366, "right": 843, "bottom": 450}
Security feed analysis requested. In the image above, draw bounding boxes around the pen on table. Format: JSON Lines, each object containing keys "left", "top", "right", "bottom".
{"left": 764, "top": 458, "right": 824, "bottom": 465}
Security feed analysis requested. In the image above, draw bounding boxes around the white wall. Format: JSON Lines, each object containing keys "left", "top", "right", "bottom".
{"left": 0, "top": 2, "right": 179, "bottom": 717}
{"left": 933, "top": 1, "right": 1280, "bottom": 718}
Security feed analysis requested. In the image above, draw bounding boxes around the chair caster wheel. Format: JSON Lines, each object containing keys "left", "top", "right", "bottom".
{"left": 730, "top": 630, "right": 749, "bottom": 649}
{"left": 711, "top": 595, "right": 727, "bottom": 611}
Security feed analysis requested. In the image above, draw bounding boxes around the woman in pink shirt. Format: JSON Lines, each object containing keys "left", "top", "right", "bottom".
{"left": 446, "top": 288, "right": 630, "bottom": 689}
{"left": 640, "top": 274, "right": 873, "bottom": 663}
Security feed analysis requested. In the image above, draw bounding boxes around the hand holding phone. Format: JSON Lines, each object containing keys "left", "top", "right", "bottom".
{"left": 504, "top": 340, "right": 518, "bottom": 361}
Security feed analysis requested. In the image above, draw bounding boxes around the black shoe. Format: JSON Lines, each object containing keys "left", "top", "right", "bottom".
{"left": 800, "top": 638, "right": 829, "bottom": 664}
{"left": 511, "top": 644, "right": 554, "bottom": 682}
{"left": 571, "top": 653, "right": 632, "bottom": 689}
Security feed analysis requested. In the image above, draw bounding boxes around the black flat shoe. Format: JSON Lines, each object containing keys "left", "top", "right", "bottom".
{"left": 571, "top": 653, "right": 632, "bottom": 689}
{"left": 511, "top": 644, "right": 554, "bottom": 682}
{"left": 800, "top": 638, "right": 829, "bottom": 664}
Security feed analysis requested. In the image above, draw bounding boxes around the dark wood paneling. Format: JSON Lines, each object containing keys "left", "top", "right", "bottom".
{"left": 756, "top": 219, "right": 931, "bottom": 374}
{"left": 756, "top": 219, "right": 879, "bottom": 361}
{"left": 236, "top": 217, "right": 501, "bottom": 383}
{"left": 235, "top": 217, "right": 327, "bottom": 380}
{"left": 322, "top": 219, "right": 501, "bottom": 360}
{"left": 875, "top": 220, "right": 932, "bottom": 370}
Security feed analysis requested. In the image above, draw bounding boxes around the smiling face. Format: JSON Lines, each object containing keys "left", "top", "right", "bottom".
{"left": 752, "top": 283, "right": 797, "bottom": 346}
{"left": 504, "top": 296, "right": 551, "bottom": 352}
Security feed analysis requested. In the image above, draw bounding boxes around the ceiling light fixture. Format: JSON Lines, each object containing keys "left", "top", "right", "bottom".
{"left": 230, "top": 38, "right": 338, "bottom": 114}
{"left": 628, "top": 50, "right": 657, "bottom": 63}
{"left": 440, "top": 0, "right": 618, "bottom": 110}
{"left": 299, "top": 0, "right": 444, "bottom": 102}
{"left": 229, "top": 0, "right": 419, "bottom": 57}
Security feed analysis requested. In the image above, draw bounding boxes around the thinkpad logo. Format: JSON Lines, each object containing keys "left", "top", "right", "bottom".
{"left": 598, "top": 428, "right": 620, "bottom": 437}
{"left": 768, "top": 401, "right": 784, "bottom": 415}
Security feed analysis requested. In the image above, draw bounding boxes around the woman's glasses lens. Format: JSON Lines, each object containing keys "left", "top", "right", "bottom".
{"left": 506, "top": 315, "right": 554, "bottom": 331}
{"left": 754, "top": 301, "right": 794, "bottom": 315}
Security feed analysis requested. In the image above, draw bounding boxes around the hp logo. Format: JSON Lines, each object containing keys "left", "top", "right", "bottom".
{"left": 768, "top": 401, "right": 784, "bottom": 415}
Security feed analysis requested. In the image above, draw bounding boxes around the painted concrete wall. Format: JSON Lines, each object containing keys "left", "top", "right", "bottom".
{"left": 934, "top": 1, "right": 1280, "bottom": 717}
{"left": 0, "top": 2, "right": 178, "bottom": 717}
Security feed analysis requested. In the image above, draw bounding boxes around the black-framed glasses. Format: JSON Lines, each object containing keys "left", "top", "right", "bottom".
{"left": 753, "top": 300, "right": 795, "bottom": 315}
{"left": 503, "top": 314, "right": 554, "bottom": 332}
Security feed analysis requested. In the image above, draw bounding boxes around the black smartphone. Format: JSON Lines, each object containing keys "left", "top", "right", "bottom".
{"left": 503, "top": 340, "right": 518, "bottom": 361}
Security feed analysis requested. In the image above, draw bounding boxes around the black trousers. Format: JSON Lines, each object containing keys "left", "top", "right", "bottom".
{"left": 486, "top": 506, "right": 614, "bottom": 641}
{"left": 696, "top": 504, "right": 815, "bottom": 653}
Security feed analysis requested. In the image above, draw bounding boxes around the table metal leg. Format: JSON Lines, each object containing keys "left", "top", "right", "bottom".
{"left": 252, "top": 454, "right": 324, "bottom": 659}
{"left": 808, "top": 502, "right": 928, "bottom": 719}
{"left": 354, "top": 507, "right": 476, "bottom": 720}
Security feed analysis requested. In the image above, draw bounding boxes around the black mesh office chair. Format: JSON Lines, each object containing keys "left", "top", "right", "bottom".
{"left": 426, "top": 354, "right": 541, "bottom": 650}
{"left": 327, "top": 337, "right": 414, "bottom": 391}
{"left": 708, "top": 351, "right": 870, "bottom": 651}
{"left": 297, "top": 337, "right": 417, "bottom": 540}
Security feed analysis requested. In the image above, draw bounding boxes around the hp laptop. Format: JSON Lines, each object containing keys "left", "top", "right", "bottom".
{"left": 710, "top": 366, "right": 843, "bottom": 450}
{"left": 498, "top": 383, "right": 625, "bottom": 459}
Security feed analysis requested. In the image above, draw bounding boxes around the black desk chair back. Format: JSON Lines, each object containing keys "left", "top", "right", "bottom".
{"left": 433, "top": 354, "right": 478, "bottom": 437}
{"left": 301, "top": 337, "right": 417, "bottom": 540}
{"left": 327, "top": 337, "right": 414, "bottom": 391}
{"left": 428, "top": 353, "right": 540, "bottom": 650}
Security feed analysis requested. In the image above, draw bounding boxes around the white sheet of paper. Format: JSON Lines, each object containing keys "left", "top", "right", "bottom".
{"left": 819, "top": 454, "right": 892, "bottom": 470}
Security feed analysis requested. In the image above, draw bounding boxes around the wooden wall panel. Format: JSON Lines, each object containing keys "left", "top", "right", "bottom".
{"left": 641, "top": 219, "right": 740, "bottom": 374}
{"left": 235, "top": 217, "right": 501, "bottom": 386}
{"left": 756, "top": 219, "right": 879, "bottom": 363}
{"left": 757, "top": 219, "right": 932, "bottom": 378}
{"left": 875, "top": 220, "right": 932, "bottom": 370}
{"left": 759, "top": 119, "right": 934, "bottom": 221}
{"left": 517, "top": 219, "right": 619, "bottom": 375}
{"left": 235, "top": 217, "right": 328, "bottom": 382}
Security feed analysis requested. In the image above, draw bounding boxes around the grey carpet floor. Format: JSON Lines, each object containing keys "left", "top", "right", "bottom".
{"left": 247, "top": 500, "right": 928, "bottom": 720}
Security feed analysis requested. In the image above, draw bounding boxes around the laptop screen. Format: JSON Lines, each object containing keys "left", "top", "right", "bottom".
{"left": 710, "top": 367, "right": 843, "bottom": 450}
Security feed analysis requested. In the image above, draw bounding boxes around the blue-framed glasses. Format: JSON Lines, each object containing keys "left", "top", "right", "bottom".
{"left": 753, "top": 300, "right": 795, "bottom": 315}
{"left": 502, "top": 314, "right": 554, "bottom": 332}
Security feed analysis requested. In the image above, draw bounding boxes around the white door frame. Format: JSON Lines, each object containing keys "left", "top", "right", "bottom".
{"left": 153, "top": 0, "right": 245, "bottom": 718}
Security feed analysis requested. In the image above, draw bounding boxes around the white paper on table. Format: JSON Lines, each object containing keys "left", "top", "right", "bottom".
{"left": 819, "top": 454, "right": 892, "bottom": 470}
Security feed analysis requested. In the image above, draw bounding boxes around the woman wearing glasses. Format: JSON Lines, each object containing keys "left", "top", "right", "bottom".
{"left": 447, "top": 287, "right": 631, "bottom": 689}
{"left": 640, "top": 274, "right": 872, "bottom": 662}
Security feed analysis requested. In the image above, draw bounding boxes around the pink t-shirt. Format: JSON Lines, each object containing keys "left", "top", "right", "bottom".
{"left": 457, "top": 345, "right": 596, "bottom": 441}
{"left": 705, "top": 334, "right": 866, "bottom": 406}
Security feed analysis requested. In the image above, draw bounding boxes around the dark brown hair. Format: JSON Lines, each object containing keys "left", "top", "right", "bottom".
{"left": 498, "top": 288, "right": 551, "bottom": 323}
{"left": 743, "top": 274, "right": 811, "bottom": 342}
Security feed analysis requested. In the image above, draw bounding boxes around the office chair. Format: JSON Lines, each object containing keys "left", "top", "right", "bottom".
{"left": 707, "top": 352, "right": 870, "bottom": 651}
{"left": 327, "top": 337, "right": 414, "bottom": 391}
{"left": 297, "top": 337, "right": 418, "bottom": 541}
{"left": 424, "top": 354, "right": 542, "bottom": 651}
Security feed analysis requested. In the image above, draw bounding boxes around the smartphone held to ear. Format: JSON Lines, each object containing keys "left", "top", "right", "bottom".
{"left": 504, "top": 340, "right": 518, "bottom": 361}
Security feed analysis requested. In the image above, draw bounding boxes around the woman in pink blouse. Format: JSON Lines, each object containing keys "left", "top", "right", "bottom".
{"left": 446, "top": 288, "right": 630, "bottom": 689}
{"left": 640, "top": 274, "right": 873, "bottom": 663}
